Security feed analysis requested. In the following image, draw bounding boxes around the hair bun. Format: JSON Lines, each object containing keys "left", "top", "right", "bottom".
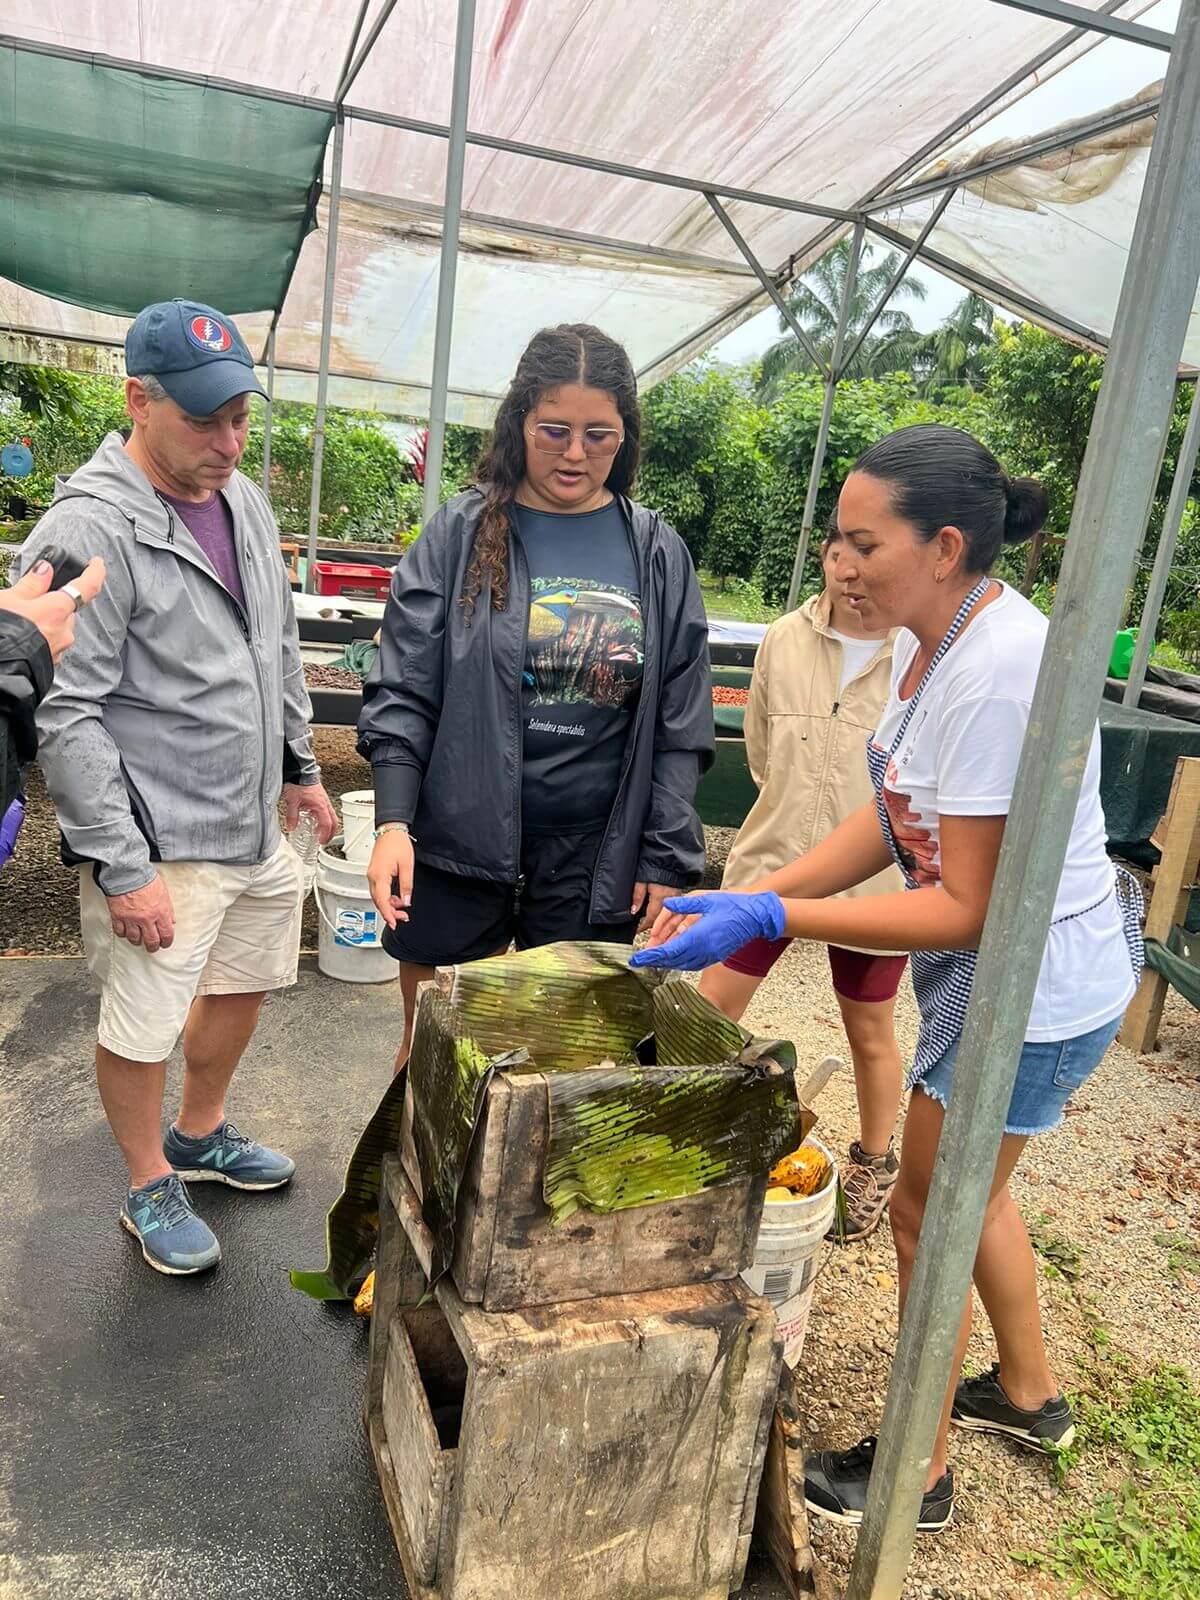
{"left": 1002, "top": 476, "right": 1048, "bottom": 545}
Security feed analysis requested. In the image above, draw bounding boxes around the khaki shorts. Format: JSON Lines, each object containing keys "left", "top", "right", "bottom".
{"left": 80, "top": 838, "right": 304, "bottom": 1063}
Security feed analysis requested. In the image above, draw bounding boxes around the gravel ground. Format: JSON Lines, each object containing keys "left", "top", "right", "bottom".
{"left": 5, "top": 730, "right": 1198, "bottom": 1598}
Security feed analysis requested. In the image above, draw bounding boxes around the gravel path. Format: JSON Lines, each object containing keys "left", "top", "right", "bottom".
{"left": 5, "top": 729, "right": 1198, "bottom": 1598}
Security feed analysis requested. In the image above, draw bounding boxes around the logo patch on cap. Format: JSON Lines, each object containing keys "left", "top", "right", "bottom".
{"left": 186, "top": 315, "right": 233, "bottom": 354}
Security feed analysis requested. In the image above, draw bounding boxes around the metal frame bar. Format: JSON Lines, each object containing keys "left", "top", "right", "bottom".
{"left": 866, "top": 93, "right": 1160, "bottom": 215}
{"left": 261, "top": 316, "right": 277, "bottom": 493}
{"left": 846, "top": 3, "right": 1200, "bottom": 1593}
{"left": 838, "top": 189, "right": 956, "bottom": 374}
{"left": 304, "top": 112, "right": 346, "bottom": 594}
{"left": 704, "top": 193, "right": 831, "bottom": 378}
{"left": 785, "top": 220, "right": 864, "bottom": 612}
{"left": 985, "top": 0, "right": 1173, "bottom": 50}
{"left": 347, "top": 186, "right": 756, "bottom": 276}
{"left": 336, "top": 0, "right": 402, "bottom": 103}
{"left": 1125, "top": 374, "right": 1200, "bottom": 704}
{"left": 421, "top": 0, "right": 477, "bottom": 522}
{"left": 336, "top": 0, "right": 372, "bottom": 97}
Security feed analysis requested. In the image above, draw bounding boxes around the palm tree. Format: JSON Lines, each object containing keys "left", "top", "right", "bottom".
{"left": 756, "top": 238, "right": 928, "bottom": 397}
{"left": 917, "top": 293, "right": 995, "bottom": 392}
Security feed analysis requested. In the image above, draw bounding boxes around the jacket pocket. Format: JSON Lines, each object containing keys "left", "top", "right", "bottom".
{"left": 119, "top": 760, "right": 162, "bottom": 858}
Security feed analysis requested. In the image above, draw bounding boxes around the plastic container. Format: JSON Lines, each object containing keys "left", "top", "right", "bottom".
{"left": 314, "top": 836, "right": 398, "bottom": 984}
{"left": 289, "top": 811, "right": 319, "bottom": 895}
{"left": 313, "top": 561, "right": 393, "bottom": 601}
{"left": 742, "top": 1135, "right": 838, "bottom": 1368}
{"left": 340, "top": 790, "right": 376, "bottom": 865}
{"left": 1109, "top": 627, "right": 1138, "bottom": 680}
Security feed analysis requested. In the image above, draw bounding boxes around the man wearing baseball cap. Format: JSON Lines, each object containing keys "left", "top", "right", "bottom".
{"left": 20, "top": 299, "right": 338, "bottom": 1277}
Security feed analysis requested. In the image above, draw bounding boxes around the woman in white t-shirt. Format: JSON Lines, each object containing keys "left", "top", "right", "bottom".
{"left": 632, "top": 424, "right": 1141, "bottom": 1535}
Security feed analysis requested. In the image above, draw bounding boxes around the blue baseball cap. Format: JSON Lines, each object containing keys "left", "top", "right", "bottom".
{"left": 125, "top": 300, "right": 267, "bottom": 416}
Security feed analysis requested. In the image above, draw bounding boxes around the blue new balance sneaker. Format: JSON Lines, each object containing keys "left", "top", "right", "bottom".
{"left": 120, "top": 1174, "right": 221, "bottom": 1276}
{"left": 164, "top": 1120, "right": 296, "bottom": 1191}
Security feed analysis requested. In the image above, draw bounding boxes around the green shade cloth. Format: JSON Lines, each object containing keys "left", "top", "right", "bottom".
{"left": 1145, "top": 924, "right": 1200, "bottom": 1011}
{"left": 0, "top": 48, "right": 331, "bottom": 316}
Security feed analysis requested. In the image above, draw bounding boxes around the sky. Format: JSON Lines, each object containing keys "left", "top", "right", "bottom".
{"left": 708, "top": 0, "right": 1176, "bottom": 369}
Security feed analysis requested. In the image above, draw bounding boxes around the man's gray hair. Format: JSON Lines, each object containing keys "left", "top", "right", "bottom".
{"left": 135, "top": 374, "right": 170, "bottom": 402}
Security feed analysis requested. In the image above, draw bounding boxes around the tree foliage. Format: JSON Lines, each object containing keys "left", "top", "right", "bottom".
{"left": 758, "top": 239, "right": 927, "bottom": 397}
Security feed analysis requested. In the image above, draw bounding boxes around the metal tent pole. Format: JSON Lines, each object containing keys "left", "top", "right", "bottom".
{"left": 422, "top": 0, "right": 477, "bottom": 525}
{"left": 336, "top": 0, "right": 402, "bottom": 103}
{"left": 305, "top": 112, "right": 346, "bottom": 594}
{"left": 1125, "top": 377, "right": 1200, "bottom": 706}
{"left": 704, "top": 194, "right": 830, "bottom": 378}
{"left": 261, "top": 317, "right": 277, "bottom": 494}
{"left": 985, "top": 0, "right": 1173, "bottom": 50}
{"left": 845, "top": 4, "right": 1200, "bottom": 1596}
{"left": 785, "top": 220, "right": 864, "bottom": 612}
{"left": 838, "top": 189, "right": 955, "bottom": 374}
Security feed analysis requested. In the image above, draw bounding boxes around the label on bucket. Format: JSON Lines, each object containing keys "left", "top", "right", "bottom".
{"left": 334, "top": 908, "right": 381, "bottom": 948}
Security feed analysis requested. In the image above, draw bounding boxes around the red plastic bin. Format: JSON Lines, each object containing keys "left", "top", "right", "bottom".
{"left": 312, "top": 561, "right": 393, "bottom": 601}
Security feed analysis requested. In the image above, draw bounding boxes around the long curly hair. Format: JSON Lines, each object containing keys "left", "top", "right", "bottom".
{"left": 463, "top": 324, "right": 642, "bottom": 617}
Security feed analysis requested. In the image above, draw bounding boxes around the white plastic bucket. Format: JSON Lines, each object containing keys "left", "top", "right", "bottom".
{"left": 340, "top": 790, "right": 376, "bottom": 866}
{"left": 314, "top": 836, "right": 398, "bottom": 985}
{"left": 742, "top": 1135, "right": 838, "bottom": 1369}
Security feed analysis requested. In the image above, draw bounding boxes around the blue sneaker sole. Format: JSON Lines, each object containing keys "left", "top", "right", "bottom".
{"left": 169, "top": 1165, "right": 293, "bottom": 1191}
{"left": 119, "top": 1211, "right": 221, "bottom": 1276}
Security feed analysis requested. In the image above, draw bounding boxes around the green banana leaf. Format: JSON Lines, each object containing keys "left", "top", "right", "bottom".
{"left": 446, "top": 941, "right": 660, "bottom": 1067}
{"left": 292, "top": 942, "right": 801, "bottom": 1298}
{"left": 288, "top": 1066, "right": 409, "bottom": 1300}
{"left": 543, "top": 1060, "right": 800, "bottom": 1225}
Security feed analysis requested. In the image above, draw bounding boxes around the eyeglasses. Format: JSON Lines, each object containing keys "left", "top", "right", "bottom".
{"left": 526, "top": 421, "right": 624, "bottom": 458}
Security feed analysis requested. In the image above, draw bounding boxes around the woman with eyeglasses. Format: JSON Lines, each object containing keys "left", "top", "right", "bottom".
{"left": 359, "top": 324, "right": 713, "bottom": 1067}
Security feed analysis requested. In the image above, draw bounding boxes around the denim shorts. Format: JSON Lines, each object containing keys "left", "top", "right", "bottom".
{"left": 912, "top": 1014, "right": 1122, "bottom": 1136}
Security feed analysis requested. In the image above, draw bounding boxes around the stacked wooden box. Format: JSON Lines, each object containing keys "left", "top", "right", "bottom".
{"left": 365, "top": 1043, "right": 792, "bottom": 1600}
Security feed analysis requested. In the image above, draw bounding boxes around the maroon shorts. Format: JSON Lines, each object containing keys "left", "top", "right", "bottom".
{"left": 723, "top": 937, "right": 908, "bottom": 1003}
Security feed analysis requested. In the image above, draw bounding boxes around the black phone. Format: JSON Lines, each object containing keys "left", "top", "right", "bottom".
{"left": 34, "top": 545, "right": 88, "bottom": 591}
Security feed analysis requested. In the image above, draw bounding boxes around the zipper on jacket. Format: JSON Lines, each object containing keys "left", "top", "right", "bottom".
{"left": 511, "top": 530, "right": 530, "bottom": 885}
{"left": 158, "top": 497, "right": 273, "bottom": 860}
{"left": 592, "top": 503, "right": 655, "bottom": 917}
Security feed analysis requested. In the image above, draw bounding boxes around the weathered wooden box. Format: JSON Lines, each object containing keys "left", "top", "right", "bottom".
{"left": 367, "top": 1156, "right": 783, "bottom": 1600}
{"left": 401, "top": 1068, "right": 775, "bottom": 1312}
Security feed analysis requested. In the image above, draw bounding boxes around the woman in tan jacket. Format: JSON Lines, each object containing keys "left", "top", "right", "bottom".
{"left": 700, "top": 532, "right": 907, "bottom": 1238}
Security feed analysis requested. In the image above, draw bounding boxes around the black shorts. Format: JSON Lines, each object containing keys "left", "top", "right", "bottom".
{"left": 380, "top": 828, "right": 638, "bottom": 967}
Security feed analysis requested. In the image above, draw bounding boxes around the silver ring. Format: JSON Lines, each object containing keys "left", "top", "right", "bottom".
{"left": 61, "top": 582, "right": 85, "bottom": 612}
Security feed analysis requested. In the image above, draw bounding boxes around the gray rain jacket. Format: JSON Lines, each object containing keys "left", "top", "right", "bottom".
{"left": 19, "top": 433, "right": 318, "bottom": 895}
{"left": 358, "top": 490, "right": 713, "bottom": 923}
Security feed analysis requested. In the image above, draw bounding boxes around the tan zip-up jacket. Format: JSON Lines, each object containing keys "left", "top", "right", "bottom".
{"left": 722, "top": 592, "right": 904, "bottom": 942}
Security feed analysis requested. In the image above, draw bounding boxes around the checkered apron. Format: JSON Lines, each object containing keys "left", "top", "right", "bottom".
{"left": 866, "top": 581, "right": 1144, "bottom": 1087}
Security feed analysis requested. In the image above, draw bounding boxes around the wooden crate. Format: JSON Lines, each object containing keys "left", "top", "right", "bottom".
{"left": 401, "top": 1069, "right": 773, "bottom": 1312}
{"left": 366, "top": 1158, "right": 783, "bottom": 1600}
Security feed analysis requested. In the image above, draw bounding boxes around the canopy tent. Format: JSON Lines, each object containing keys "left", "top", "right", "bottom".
{"left": 4, "top": 8, "right": 1200, "bottom": 1600}
{"left": 0, "top": 1, "right": 1187, "bottom": 422}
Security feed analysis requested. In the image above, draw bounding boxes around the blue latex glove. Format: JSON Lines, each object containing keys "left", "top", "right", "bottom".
{"left": 629, "top": 890, "right": 787, "bottom": 972}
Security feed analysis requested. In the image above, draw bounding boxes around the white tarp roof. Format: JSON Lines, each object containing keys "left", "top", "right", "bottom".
{"left": 0, "top": 1, "right": 1188, "bottom": 419}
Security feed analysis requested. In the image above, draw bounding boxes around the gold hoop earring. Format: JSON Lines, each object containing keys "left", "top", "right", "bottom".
{"left": 935, "top": 570, "right": 945, "bottom": 583}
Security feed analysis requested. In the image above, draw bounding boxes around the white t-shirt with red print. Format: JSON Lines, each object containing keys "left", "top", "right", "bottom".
{"left": 870, "top": 583, "right": 1136, "bottom": 1043}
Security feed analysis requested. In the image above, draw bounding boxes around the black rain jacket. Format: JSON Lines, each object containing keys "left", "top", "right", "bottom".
{"left": 357, "top": 490, "right": 713, "bottom": 922}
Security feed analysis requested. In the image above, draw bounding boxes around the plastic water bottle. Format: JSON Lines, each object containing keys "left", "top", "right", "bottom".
{"left": 290, "top": 810, "right": 320, "bottom": 897}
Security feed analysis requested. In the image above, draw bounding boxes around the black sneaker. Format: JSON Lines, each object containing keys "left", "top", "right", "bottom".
{"left": 951, "top": 1363, "right": 1075, "bottom": 1450}
{"left": 804, "top": 1436, "right": 954, "bottom": 1532}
